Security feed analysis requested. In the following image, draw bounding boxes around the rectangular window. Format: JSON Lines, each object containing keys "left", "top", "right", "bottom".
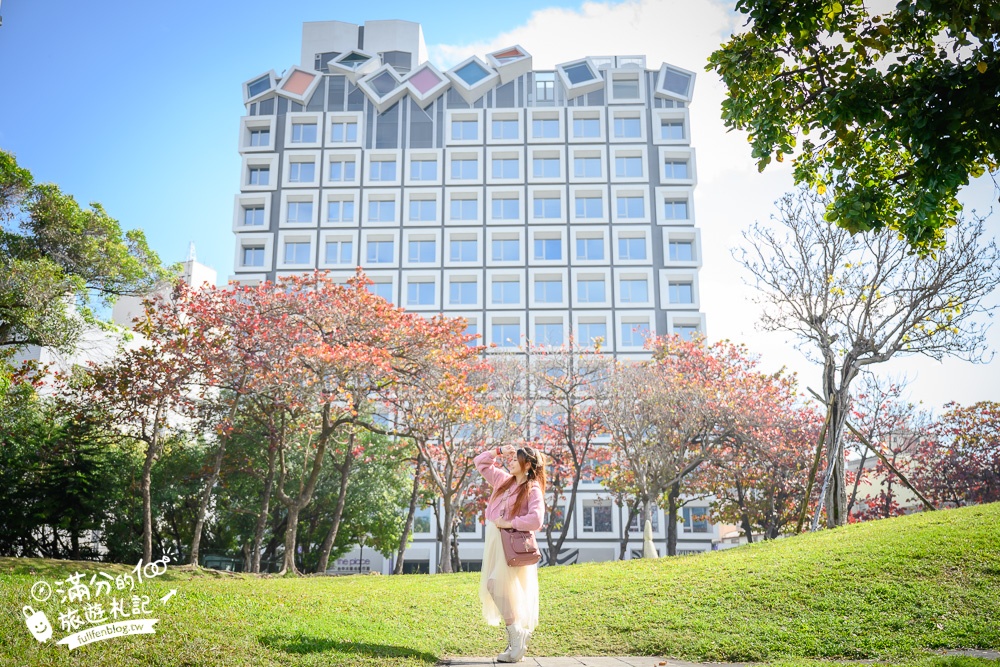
{"left": 582, "top": 503, "right": 613, "bottom": 532}
{"left": 663, "top": 199, "right": 689, "bottom": 220}
{"left": 249, "top": 128, "right": 270, "bottom": 147}
{"left": 621, "top": 321, "right": 651, "bottom": 347}
{"left": 663, "top": 160, "right": 689, "bottom": 179}
{"left": 451, "top": 119, "right": 478, "bottom": 141}
{"left": 576, "top": 237, "right": 604, "bottom": 260}
{"left": 370, "top": 160, "right": 397, "bottom": 182}
{"left": 619, "top": 237, "right": 647, "bottom": 260}
{"left": 613, "top": 116, "right": 641, "bottom": 138}
{"left": 532, "top": 157, "right": 560, "bottom": 179}
{"left": 534, "top": 279, "right": 562, "bottom": 303}
{"left": 243, "top": 206, "right": 265, "bottom": 226}
{"left": 410, "top": 159, "right": 437, "bottom": 181}
{"left": 366, "top": 240, "right": 394, "bottom": 263}
{"left": 492, "top": 280, "right": 520, "bottom": 304}
{"left": 368, "top": 200, "right": 396, "bottom": 222}
{"left": 572, "top": 117, "right": 600, "bottom": 138}
{"left": 407, "top": 281, "right": 435, "bottom": 305}
{"left": 331, "top": 121, "right": 358, "bottom": 143}
{"left": 242, "top": 246, "right": 264, "bottom": 266}
{"left": 573, "top": 157, "right": 602, "bottom": 178}
{"left": 620, "top": 278, "right": 649, "bottom": 303}
{"left": 575, "top": 196, "right": 603, "bottom": 219}
{"left": 533, "top": 238, "right": 561, "bottom": 261}
{"left": 491, "top": 239, "right": 519, "bottom": 262}
{"left": 615, "top": 156, "right": 643, "bottom": 178}
{"left": 616, "top": 196, "right": 644, "bottom": 218}
{"left": 683, "top": 507, "right": 709, "bottom": 533}
{"left": 675, "top": 324, "right": 700, "bottom": 341}
{"left": 407, "top": 240, "right": 436, "bottom": 263}
{"left": 535, "top": 322, "right": 564, "bottom": 346}
{"left": 669, "top": 240, "right": 694, "bottom": 261}
{"left": 248, "top": 166, "right": 269, "bottom": 186}
{"left": 451, "top": 158, "right": 478, "bottom": 180}
{"left": 288, "top": 162, "right": 315, "bottom": 183}
{"left": 449, "top": 280, "right": 477, "bottom": 305}
{"left": 492, "top": 197, "right": 519, "bottom": 220}
{"left": 532, "top": 118, "right": 560, "bottom": 138}
{"left": 578, "top": 322, "right": 607, "bottom": 346}
{"left": 370, "top": 281, "right": 393, "bottom": 303}
{"left": 329, "top": 160, "right": 356, "bottom": 182}
{"left": 450, "top": 198, "right": 478, "bottom": 221}
{"left": 533, "top": 196, "right": 561, "bottom": 219}
{"left": 450, "top": 239, "right": 477, "bottom": 262}
{"left": 578, "top": 279, "right": 606, "bottom": 303}
{"left": 612, "top": 78, "right": 640, "bottom": 99}
{"left": 327, "top": 200, "right": 355, "bottom": 222}
{"left": 628, "top": 508, "right": 659, "bottom": 532}
{"left": 286, "top": 201, "right": 313, "bottom": 223}
{"left": 661, "top": 120, "right": 685, "bottom": 140}
{"left": 409, "top": 199, "right": 437, "bottom": 222}
{"left": 669, "top": 281, "right": 694, "bottom": 304}
{"left": 492, "top": 119, "right": 519, "bottom": 140}
{"left": 324, "top": 240, "right": 352, "bottom": 264}
{"left": 492, "top": 322, "right": 521, "bottom": 347}
{"left": 291, "top": 122, "right": 318, "bottom": 143}
{"left": 284, "top": 241, "right": 310, "bottom": 264}
{"left": 534, "top": 73, "right": 555, "bottom": 103}
{"left": 491, "top": 158, "right": 519, "bottom": 179}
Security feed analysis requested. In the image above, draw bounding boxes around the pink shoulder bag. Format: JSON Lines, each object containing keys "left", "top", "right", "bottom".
{"left": 499, "top": 482, "right": 541, "bottom": 566}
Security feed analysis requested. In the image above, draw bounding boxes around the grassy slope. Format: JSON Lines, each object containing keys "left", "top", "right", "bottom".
{"left": 0, "top": 503, "right": 998, "bottom": 667}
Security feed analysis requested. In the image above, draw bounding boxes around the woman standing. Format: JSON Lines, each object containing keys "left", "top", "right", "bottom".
{"left": 474, "top": 443, "right": 546, "bottom": 663}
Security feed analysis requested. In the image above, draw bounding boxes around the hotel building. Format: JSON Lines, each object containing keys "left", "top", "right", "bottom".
{"left": 231, "top": 19, "right": 714, "bottom": 572}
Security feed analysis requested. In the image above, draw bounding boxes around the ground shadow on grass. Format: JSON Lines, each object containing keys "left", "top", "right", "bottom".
{"left": 259, "top": 633, "right": 438, "bottom": 663}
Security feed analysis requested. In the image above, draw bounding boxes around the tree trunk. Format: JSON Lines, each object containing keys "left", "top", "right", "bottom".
{"left": 275, "top": 424, "right": 333, "bottom": 576}
{"left": 316, "top": 445, "right": 356, "bottom": 574}
{"left": 281, "top": 506, "right": 302, "bottom": 574}
{"left": 439, "top": 499, "right": 454, "bottom": 574}
{"left": 846, "top": 449, "right": 870, "bottom": 518}
{"left": 250, "top": 444, "right": 278, "bottom": 573}
{"left": 450, "top": 521, "right": 462, "bottom": 573}
{"left": 189, "top": 437, "right": 229, "bottom": 566}
{"left": 141, "top": 438, "right": 159, "bottom": 564}
{"left": 666, "top": 482, "right": 680, "bottom": 556}
{"left": 395, "top": 456, "right": 424, "bottom": 575}
{"left": 734, "top": 474, "right": 755, "bottom": 544}
{"left": 619, "top": 499, "right": 639, "bottom": 561}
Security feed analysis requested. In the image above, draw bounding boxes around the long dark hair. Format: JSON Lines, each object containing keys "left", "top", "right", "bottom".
{"left": 490, "top": 446, "right": 547, "bottom": 517}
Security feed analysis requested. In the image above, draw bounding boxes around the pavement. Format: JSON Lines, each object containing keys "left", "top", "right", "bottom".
{"left": 437, "top": 649, "right": 1000, "bottom": 666}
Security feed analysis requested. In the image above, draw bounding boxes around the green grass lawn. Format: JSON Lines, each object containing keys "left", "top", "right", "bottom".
{"left": 1, "top": 503, "right": 999, "bottom": 667}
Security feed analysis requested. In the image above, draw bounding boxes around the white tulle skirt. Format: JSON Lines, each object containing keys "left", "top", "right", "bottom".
{"left": 479, "top": 520, "right": 539, "bottom": 631}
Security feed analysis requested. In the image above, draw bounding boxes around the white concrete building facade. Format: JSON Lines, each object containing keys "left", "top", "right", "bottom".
{"left": 231, "top": 19, "right": 715, "bottom": 572}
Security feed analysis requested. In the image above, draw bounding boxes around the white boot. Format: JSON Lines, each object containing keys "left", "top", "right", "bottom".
{"left": 507, "top": 624, "right": 529, "bottom": 662}
{"left": 497, "top": 624, "right": 522, "bottom": 663}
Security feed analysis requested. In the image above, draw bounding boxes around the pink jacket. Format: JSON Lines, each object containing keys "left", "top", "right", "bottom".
{"left": 475, "top": 449, "right": 545, "bottom": 532}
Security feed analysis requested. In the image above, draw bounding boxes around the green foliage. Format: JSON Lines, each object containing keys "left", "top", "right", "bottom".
{"left": 0, "top": 379, "right": 141, "bottom": 560}
{"left": 708, "top": 0, "right": 1000, "bottom": 252}
{"left": 0, "top": 149, "right": 169, "bottom": 352}
{"left": 0, "top": 503, "right": 998, "bottom": 665}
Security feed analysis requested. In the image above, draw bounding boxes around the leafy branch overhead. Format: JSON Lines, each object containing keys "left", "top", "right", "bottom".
{"left": 708, "top": 0, "right": 1000, "bottom": 252}
{"left": 0, "top": 150, "right": 168, "bottom": 352}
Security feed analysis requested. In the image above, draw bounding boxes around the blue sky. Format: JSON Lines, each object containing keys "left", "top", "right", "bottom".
{"left": 0, "top": 0, "right": 593, "bottom": 274}
{"left": 1, "top": 0, "right": 997, "bottom": 410}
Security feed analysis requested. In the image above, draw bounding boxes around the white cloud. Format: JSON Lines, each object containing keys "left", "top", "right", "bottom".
{"left": 426, "top": 0, "right": 1000, "bottom": 412}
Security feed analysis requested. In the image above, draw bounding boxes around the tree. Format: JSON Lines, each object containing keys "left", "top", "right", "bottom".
{"left": 85, "top": 290, "right": 197, "bottom": 563}
{"left": 526, "top": 340, "right": 610, "bottom": 564}
{"left": 0, "top": 150, "right": 167, "bottom": 352}
{"left": 687, "top": 362, "right": 821, "bottom": 541}
{"left": 708, "top": 1, "right": 1000, "bottom": 251}
{"left": 737, "top": 187, "right": 999, "bottom": 528}
{"left": 912, "top": 400, "right": 1000, "bottom": 508}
